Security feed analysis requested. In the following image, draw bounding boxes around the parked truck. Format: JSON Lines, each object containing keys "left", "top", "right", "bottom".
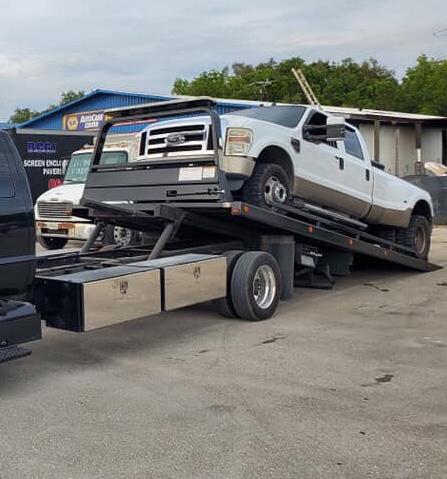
{"left": 35, "top": 134, "right": 140, "bottom": 249}
{"left": 135, "top": 104, "right": 434, "bottom": 258}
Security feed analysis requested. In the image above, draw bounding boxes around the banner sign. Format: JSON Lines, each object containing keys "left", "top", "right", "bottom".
{"left": 12, "top": 131, "right": 94, "bottom": 202}
{"left": 63, "top": 110, "right": 106, "bottom": 131}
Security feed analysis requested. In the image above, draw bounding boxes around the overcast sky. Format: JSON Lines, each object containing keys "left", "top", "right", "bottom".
{"left": 0, "top": 0, "right": 446, "bottom": 119}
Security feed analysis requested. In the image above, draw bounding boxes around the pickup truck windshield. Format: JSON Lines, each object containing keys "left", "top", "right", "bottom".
{"left": 64, "top": 151, "right": 128, "bottom": 184}
{"left": 228, "top": 106, "right": 306, "bottom": 128}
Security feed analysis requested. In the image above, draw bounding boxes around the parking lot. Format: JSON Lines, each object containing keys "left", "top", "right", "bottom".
{"left": 0, "top": 227, "right": 445, "bottom": 478}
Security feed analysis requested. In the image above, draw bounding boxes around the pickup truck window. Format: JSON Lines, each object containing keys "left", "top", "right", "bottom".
{"left": 0, "top": 151, "right": 14, "bottom": 198}
{"left": 344, "top": 129, "right": 364, "bottom": 160}
{"left": 64, "top": 151, "right": 128, "bottom": 184}
{"left": 228, "top": 106, "right": 306, "bottom": 128}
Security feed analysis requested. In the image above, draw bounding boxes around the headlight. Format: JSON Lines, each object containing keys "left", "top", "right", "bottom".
{"left": 225, "top": 128, "right": 253, "bottom": 156}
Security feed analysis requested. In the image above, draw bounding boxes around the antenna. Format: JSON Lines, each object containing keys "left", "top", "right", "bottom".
{"left": 291, "top": 68, "right": 322, "bottom": 110}
{"left": 249, "top": 79, "right": 275, "bottom": 102}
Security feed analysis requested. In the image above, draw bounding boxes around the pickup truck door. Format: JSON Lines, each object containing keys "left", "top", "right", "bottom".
{"left": 294, "top": 110, "right": 348, "bottom": 211}
{"left": 336, "top": 127, "right": 374, "bottom": 218}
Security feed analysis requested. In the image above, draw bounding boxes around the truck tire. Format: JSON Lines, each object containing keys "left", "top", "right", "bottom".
{"left": 37, "top": 236, "right": 68, "bottom": 250}
{"left": 230, "top": 251, "right": 281, "bottom": 321}
{"left": 103, "top": 226, "right": 141, "bottom": 248}
{"left": 242, "top": 163, "right": 291, "bottom": 208}
{"left": 213, "top": 250, "right": 244, "bottom": 318}
{"left": 396, "top": 214, "right": 431, "bottom": 259}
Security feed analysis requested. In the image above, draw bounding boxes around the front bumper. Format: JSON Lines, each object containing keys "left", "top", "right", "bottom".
{"left": 36, "top": 220, "right": 96, "bottom": 241}
{"left": 222, "top": 155, "right": 255, "bottom": 178}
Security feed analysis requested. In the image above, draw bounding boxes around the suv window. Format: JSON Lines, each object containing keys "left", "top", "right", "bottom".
{"left": 344, "top": 129, "right": 364, "bottom": 160}
{"left": 0, "top": 135, "right": 15, "bottom": 198}
{"left": 228, "top": 106, "right": 306, "bottom": 128}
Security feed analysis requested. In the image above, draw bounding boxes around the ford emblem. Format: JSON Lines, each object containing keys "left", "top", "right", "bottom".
{"left": 166, "top": 133, "right": 186, "bottom": 146}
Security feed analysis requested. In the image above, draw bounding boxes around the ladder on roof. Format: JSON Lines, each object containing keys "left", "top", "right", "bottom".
{"left": 291, "top": 67, "right": 322, "bottom": 110}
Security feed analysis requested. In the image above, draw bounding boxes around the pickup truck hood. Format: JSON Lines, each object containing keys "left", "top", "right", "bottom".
{"left": 36, "top": 183, "right": 85, "bottom": 206}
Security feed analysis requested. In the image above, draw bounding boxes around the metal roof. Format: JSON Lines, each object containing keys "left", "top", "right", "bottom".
{"left": 19, "top": 89, "right": 174, "bottom": 128}
{"left": 322, "top": 105, "right": 446, "bottom": 123}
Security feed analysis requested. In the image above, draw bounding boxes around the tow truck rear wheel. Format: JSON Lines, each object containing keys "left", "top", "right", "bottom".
{"left": 242, "top": 163, "right": 291, "bottom": 208}
{"left": 213, "top": 250, "right": 244, "bottom": 318}
{"left": 396, "top": 214, "right": 431, "bottom": 260}
{"left": 103, "top": 226, "right": 141, "bottom": 248}
{"left": 230, "top": 251, "right": 281, "bottom": 321}
{"left": 37, "top": 236, "right": 68, "bottom": 250}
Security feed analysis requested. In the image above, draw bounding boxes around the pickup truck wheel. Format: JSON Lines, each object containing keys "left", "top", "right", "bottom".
{"left": 213, "top": 250, "right": 244, "bottom": 318}
{"left": 230, "top": 251, "right": 281, "bottom": 321}
{"left": 37, "top": 236, "right": 68, "bottom": 250}
{"left": 396, "top": 215, "right": 431, "bottom": 259}
{"left": 243, "top": 163, "right": 290, "bottom": 208}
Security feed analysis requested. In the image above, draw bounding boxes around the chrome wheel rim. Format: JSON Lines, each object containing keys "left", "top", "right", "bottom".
{"left": 113, "top": 227, "right": 132, "bottom": 247}
{"left": 253, "top": 265, "right": 276, "bottom": 309}
{"left": 264, "top": 176, "right": 287, "bottom": 204}
{"left": 415, "top": 226, "right": 426, "bottom": 254}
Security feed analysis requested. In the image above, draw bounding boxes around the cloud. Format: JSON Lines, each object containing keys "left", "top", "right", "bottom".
{"left": 0, "top": 0, "right": 446, "bottom": 119}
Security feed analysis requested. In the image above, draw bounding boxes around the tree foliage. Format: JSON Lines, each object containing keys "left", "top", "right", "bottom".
{"left": 9, "top": 108, "right": 40, "bottom": 124}
{"left": 172, "top": 55, "right": 447, "bottom": 116}
{"left": 399, "top": 55, "right": 447, "bottom": 116}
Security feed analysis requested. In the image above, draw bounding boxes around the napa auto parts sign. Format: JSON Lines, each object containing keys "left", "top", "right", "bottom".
{"left": 63, "top": 110, "right": 106, "bottom": 131}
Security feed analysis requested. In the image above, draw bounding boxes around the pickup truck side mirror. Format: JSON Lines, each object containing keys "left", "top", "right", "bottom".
{"left": 303, "top": 115, "right": 346, "bottom": 143}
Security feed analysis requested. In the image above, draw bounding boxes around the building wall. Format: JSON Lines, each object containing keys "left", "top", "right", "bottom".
{"left": 358, "top": 123, "right": 443, "bottom": 176}
{"left": 26, "top": 93, "right": 172, "bottom": 130}
{"left": 22, "top": 93, "right": 248, "bottom": 131}
{"left": 421, "top": 128, "right": 443, "bottom": 164}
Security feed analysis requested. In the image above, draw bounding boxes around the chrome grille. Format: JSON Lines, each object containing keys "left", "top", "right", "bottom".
{"left": 37, "top": 201, "right": 73, "bottom": 218}
{"left": 145, "top": 124, "right": 211, "bottom": 157}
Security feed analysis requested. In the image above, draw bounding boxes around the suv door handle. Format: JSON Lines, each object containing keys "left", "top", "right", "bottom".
{"left": 335, "top": 155, "right": 344, "bottom": 170}
{"left": 365, "top": 169, "right": 371, "bottom": 181}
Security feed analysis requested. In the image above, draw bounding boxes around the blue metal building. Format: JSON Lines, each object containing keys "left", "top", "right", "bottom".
{"left": 17, "top": 89, "right": 252, "bottom": 132}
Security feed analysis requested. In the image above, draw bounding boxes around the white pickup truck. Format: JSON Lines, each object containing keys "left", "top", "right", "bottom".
{"left": 137, "top": 105, "right": 434, "bottom": 258}
{"left": 35, "top": 137, "right": 139, "bottom": 249}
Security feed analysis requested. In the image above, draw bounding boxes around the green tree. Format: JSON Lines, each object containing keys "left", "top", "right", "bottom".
{"left": 399, "top": 55, "right": 447, "bottom": 116}
{"left": 45, "top": 90, "right": 85, "bottom": 112}
{"left": 9, "top": 107, "right": 40, "bottom": 124}
{"left": 60, "top": 90, "right": 85, "bottom": 105}
{"left": 172, "top": 56, "right": 400, "bottom": 111}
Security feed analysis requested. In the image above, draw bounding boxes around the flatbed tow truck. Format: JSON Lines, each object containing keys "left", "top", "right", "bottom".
{"left": 1, "top": 98, "right": 440, "bottom": 362}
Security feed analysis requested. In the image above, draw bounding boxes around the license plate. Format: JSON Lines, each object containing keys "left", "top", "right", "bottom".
{"left": 178, "top": 166, "right": 216, "bottom": 182}
{"left": 37, "top": 222, "right": 75, "bottom": 231}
